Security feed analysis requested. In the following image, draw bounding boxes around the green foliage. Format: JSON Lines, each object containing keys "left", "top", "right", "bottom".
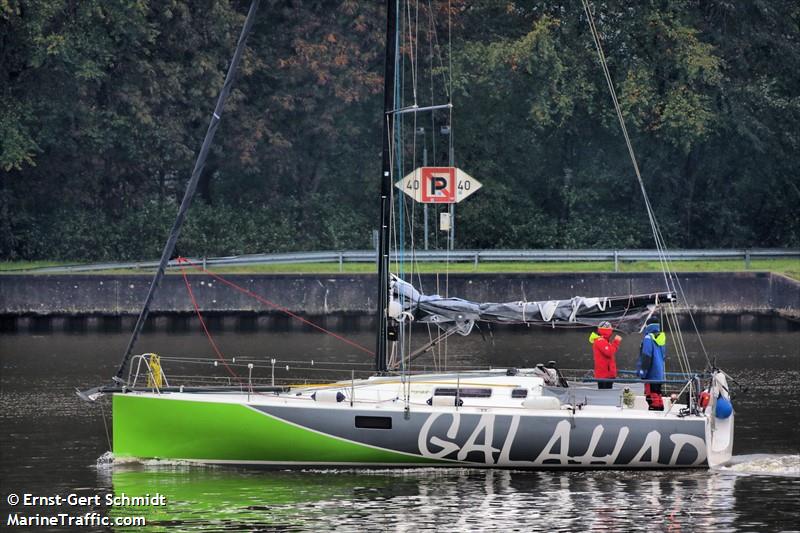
{"left": 0, "top": 0, "right": 798, "bottom": 261}
{"left": 0, "top": 103, "right": 38, "bottom": 171}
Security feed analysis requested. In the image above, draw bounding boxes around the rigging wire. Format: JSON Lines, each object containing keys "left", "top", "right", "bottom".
{"left": 177, "top": 257, "right": 374, "bottom": 356}
{"left": 392, "top": 0, "right": 405, "bottom": 374}
{"left": 443, "top": 0, "right": 454, "bottom": 369}
{"left": 178, "top": 261, "right": 241, "bottom": 381}
{"left": 389, "top": 0, "right": 455, "bottom": 373}
{"left": 421, "top": 0, "right": 439, "bottom": 370}
{"left": 426, "top": 0, "right": 451, "bottom": 100}
{"left": 447, "top": 0, "right": 454, "bottom": 158}
{"left": 113, "top": 0, "right": 261, "bottom": 381}
{"left": 580, "top": 0, "right": 711, "bottom": 374}
{"left": 406, "top": 0, "right": 419, "bottom": 105}
{"left": 402, "top": 0, "right": 423, "bottom": 403}
{"left": 98, "top": 400, "right": 112, "bottom": 452}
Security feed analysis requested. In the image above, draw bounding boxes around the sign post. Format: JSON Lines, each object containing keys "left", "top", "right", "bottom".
{"left": 396, "top": 166, "right": 481, "bottom": 250}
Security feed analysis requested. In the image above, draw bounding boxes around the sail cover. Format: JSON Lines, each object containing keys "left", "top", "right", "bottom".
{"left": 391, "top": 276, "right": 675, "bottom": 335}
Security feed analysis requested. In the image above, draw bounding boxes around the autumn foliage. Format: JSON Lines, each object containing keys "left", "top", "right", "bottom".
{"left": 1, "top": 1, "right": 797, "bottom": 260}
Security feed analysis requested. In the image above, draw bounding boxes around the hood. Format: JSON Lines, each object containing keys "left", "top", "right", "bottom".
{"left": 644, "top": 323, "right": 661, "bottom": 335}
{"left": 597, "top": 327, "right": 613, "bottom": 339}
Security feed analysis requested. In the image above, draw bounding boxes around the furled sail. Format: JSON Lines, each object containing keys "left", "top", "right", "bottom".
{"left": 391, "top": 276, "right": 675, "bottom": 335}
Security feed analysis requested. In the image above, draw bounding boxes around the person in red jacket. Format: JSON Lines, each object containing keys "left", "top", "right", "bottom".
{"left": 590, "top": 321, "right": 622, "bottom": 389}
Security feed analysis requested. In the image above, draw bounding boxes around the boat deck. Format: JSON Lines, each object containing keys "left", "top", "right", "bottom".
{"left": 122, "top": 368, "right": 697, "bottom": 421}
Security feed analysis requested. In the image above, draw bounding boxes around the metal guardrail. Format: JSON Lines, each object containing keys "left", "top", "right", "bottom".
{"left": 7, "top": 248, "right": 798, "bottom": 274}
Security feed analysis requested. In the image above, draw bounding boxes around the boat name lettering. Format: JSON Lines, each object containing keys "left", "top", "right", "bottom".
{"left": 417, "top": 413, "right": 707, "bottom": 466}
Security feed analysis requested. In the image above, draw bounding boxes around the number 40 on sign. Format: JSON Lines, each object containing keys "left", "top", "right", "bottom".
{"left": 395, "top": 167, "right": 482, "bottom": 204}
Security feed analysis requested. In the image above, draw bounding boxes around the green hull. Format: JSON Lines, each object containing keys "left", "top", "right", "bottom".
{"left": 112, "top": 394, "right": 438, "bottom": 465}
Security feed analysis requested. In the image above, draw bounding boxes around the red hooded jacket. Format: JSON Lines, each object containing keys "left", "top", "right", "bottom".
{"left": 590, "top": 327, "right": 620, "bottom": 379}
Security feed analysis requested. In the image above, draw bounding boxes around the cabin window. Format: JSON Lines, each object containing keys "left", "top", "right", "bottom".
{"left": 433, "top": 387, "right": 492, "bottom": 398}
{"left": 511, "top": 388, "right": 528, "bottom": 398}
{"left": 355, "top": 416, "right": 392, "bottom": 429}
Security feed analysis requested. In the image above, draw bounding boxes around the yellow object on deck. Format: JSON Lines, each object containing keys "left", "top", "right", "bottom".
{"left": 146, "top": 353, "right": 163, "bottom": 388}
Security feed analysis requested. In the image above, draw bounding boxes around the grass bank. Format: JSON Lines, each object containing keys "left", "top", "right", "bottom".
{"left": 2, "top": 258, "right": 798, "bottom": 280}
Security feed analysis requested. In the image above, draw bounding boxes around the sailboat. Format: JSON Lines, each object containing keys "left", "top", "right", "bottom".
{"left": 81, "top": 0, "right": 735, "bottom": 469}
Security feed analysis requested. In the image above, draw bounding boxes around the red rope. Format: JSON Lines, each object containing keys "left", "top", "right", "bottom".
{"left": 176, "top": 257, "right": 375, "bottom": 357}
{"left": 178, "top": 263, "right": 241, "bottom": 381}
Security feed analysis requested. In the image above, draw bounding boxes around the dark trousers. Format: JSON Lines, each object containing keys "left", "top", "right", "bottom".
{"left": 598, "top": 381, "right": 613, "bottom": 389}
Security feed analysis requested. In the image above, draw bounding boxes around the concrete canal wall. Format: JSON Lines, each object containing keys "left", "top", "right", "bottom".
{"left": 0, "top": 272, "right": 798, "bottom": 333}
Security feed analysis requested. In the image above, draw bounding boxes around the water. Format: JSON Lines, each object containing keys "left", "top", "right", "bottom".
{"left": 1, "top": 326, "right": 799, "bottom": 531}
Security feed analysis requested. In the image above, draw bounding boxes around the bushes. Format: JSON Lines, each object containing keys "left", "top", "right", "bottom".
{"left": 1, "top": 195, "right": 375, "bottom": 262}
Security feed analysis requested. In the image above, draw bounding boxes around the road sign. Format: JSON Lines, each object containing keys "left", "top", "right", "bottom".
{"left": 395, "top": 167, "right": 482, "bottom": 204}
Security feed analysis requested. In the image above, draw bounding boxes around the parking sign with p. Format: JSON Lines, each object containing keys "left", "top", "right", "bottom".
{"left": 395, "top": 167, "right": 481, "bottom": 204}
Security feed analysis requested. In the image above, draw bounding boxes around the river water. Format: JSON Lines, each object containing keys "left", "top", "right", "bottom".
{"left": 1, "top": 324, "right": 798, "bottom": 531}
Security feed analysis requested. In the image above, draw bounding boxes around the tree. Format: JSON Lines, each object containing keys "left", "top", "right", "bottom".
{"left": 1, "top": 0, "right": 797, "bottom": 261}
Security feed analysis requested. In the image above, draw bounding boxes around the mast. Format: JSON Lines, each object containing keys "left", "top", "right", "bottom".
{"left": 113, "top": 0, "right": 261, "bottom": 381}
{"left": 375, "top": 0, "right": 398, "bottom": 373}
